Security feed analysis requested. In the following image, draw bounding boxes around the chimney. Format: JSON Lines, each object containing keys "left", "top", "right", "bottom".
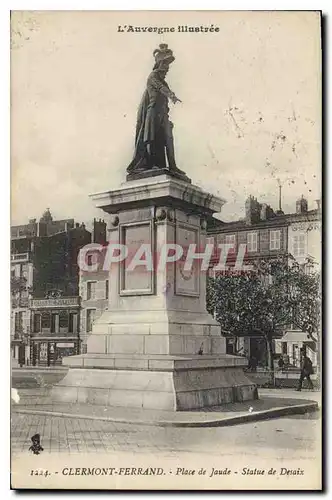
{"left": 296, "top": 195, "right": 308, "bottom": 214}
{"left": 315, "top": 199, "right": 321, "bottom": 212}
{"left": 260, "top": 203, "right": 268, "bottom": 221}
{"left": 92, "top": 218, "right": 107, "bottom": 244}
{"left": 245, "top": 195, "right": 261, "bottom": 225}
{"left": 37, "top": 222, "right": 47, "bottom": 237}
{"left": 245, "top": 196, "right": 253, "bottom": 225}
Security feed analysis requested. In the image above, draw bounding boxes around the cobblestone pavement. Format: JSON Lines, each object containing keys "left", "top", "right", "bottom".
{"left": 11, "top": 410, "right": 320, "bottom": 460}
{"left": 11, "top": 386, "right": 320, "bottom": 425}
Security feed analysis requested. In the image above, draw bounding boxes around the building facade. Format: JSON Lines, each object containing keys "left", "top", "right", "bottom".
{"left": 274, "top": 196, "right": 321, "bottom": 368}
{"left": 78, "top": 221, "right": 108, "bottom": 353}
{"left": 79, "top": 269, "right": 109, "bottom": 354}
{"left": 11, "top": 252, "right": 33, "bottom": 365}
{"left": 207, "top": 195, "right": 321, "bottom": 369}
{"left": 11, "top": 209, "right": 98, "bottom": 365}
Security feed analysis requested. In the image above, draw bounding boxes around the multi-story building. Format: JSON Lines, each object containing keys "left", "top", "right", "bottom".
{"left": 10, "top": 209, "right": 103, "bottom": 365}
{"left": 79, "top": 220, "right": 108, "bottom": 353}
{"left": 207, "top": 195, "right": 321, "bottom": 368}
{"left": 11, "top": 252, "right": 33, "bottom": 365}
{"left": 274, "top": 196, "right": 321, "bottom": 368}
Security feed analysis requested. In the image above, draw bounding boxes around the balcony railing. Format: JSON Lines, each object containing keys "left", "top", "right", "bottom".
{"left": 11, "top": 253, "right": 29, "bottom": 263}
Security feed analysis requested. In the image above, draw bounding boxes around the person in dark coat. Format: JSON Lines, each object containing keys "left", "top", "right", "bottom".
{"left": 248, "top": 355, "right": 258, "bottom": 372}
{"left": 296, "top": 348, "right": 314, "bottom": 391}
{"left": 278, "top": 356, "right": 284, "bottom": 369}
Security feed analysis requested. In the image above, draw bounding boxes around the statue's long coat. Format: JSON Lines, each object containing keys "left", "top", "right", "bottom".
{"left": 128, "top": 70, "right": 172, "bottom": 171}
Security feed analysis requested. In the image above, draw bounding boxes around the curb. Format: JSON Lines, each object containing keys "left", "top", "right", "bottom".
{"left": 12, "top": 369, "right": 67, "bottom": 373}
{"left": 12, "top": 401, "right": 319, "bottom": 428}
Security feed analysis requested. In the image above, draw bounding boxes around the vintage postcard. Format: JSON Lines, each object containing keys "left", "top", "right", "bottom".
{"left": 10, "top": 10, "right": 322, "bottom": 490}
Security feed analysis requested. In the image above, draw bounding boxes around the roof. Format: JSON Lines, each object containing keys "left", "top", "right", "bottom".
{"left": 207, "top": 209, "right": 320, "bottom": 234}
{"left": 11, "top": 219, "right": 76, "bottom": 239}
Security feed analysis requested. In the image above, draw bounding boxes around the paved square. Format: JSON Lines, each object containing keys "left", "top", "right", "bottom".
{"left": 11, "top": 410, "right": 320, "bottom": 461}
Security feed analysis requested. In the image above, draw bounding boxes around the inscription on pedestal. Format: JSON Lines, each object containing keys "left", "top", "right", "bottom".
{"left": 119, "top": 221, "right": 155, "bottom": 295}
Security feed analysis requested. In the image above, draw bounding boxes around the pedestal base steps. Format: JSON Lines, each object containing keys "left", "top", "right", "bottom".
{"left": 51, "top": 354, "right": 258, "bottom": 411}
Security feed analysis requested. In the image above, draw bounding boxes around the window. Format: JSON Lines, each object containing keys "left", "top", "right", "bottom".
{"left": 59, "top": 310, "right": 69, "bottom": 329}
{"left": 14, "top": 311, "right": 23, "bottom": 333}
{"left": 261, "top": 273, "right": 273, "bottom": 287}
{"left": 226, "top": 337, "right": 236, "bottom": 355}
{"left": 33, "top": 313, "right": 41, "bottom": 333}
{"left": 69, "top": 313, "right": 77, "bottom": 333}
{"left": 270, "top": 230, "right": 281, "bottom": 250}
{"left": 305, "top": 261, "right": 315, "bottom": 275}
{"left": 41, "top": 312, "right": 51, "bottom": 329}
{"left": 51, "top": 313, "right": 57, "bottom": 333}
{"left": 225, "top": 234, "right": 236, "bottom": 253}
{"left": 105, "top": 280, "right": 109, "bottom": 300}
{"left": 22, "top": 264, "right": 28, "bottom": 279}
{"left": 247, "top": 232, "right": 258, "bottom": 252}
{"left": 293, "top": 234, "right": 306, "bottom": 257}
{"left": 86, "top": 281, "right": 96, "bottom": 300}
{"left": 86, "top": 309, "right": 96, "bottom": 333}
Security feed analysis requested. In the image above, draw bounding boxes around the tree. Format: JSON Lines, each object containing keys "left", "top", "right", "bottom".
{"left": 207, "top": 255, "right": 321, "bottom": 384}
{"left": 285, "top": 257, "right": 320, "bottom": 341}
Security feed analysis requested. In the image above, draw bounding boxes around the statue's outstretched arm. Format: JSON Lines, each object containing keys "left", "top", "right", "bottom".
{"left": 149, "top": 75, "right": 181, "bottom": 103}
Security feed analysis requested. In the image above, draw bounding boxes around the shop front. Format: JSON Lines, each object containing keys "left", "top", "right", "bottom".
{"left": 30, "top": 295, "right": 81, "bottom": 366}
{"left": 275, "top": 330, "right": 317, "bottom": 369}
{"left": 30, "top": 338, "right": 79, "bottom": 367}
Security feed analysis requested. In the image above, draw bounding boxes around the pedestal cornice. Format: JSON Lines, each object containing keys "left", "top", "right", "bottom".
{"left": 90, "top": 175, "right": 226, "bottom": 216}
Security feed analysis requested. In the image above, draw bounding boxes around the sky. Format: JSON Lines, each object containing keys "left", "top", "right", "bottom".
{"left": 11, "top": 10, "right": 321, "bottom": 227}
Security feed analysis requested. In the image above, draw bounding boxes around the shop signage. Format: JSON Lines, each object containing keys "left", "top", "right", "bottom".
{"left": 31, "top": 297, "right": 80, "bottom": 308}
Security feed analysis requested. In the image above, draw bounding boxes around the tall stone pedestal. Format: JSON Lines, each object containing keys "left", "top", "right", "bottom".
{"left": 52, "top": 174, "right": 257, "bottom": 410}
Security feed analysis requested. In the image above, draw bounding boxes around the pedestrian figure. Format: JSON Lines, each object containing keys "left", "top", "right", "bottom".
{"left": 296, "top": 348, "right": 314, "bottom": 391}
{"left": 283, "top": 354, "right": 290, "bottom": 367}
{"left": 251, "top": 355, "right": 258, "bottom": 372}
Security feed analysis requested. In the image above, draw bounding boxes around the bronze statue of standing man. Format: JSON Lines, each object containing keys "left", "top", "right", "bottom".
{"left": 127, "top": 44, "right": 189, "bottom": 182}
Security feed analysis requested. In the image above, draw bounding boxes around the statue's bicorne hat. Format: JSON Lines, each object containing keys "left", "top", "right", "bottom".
{"left": 153, "top": 44, "right": 175, "bottom": 69}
